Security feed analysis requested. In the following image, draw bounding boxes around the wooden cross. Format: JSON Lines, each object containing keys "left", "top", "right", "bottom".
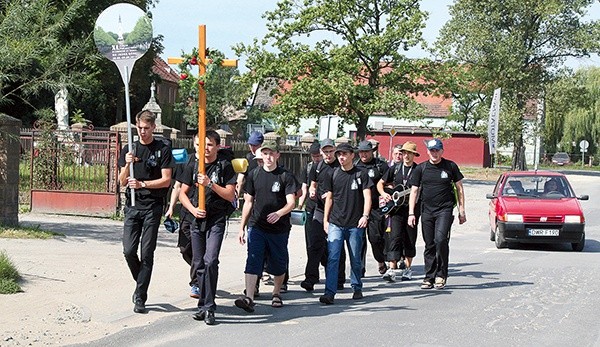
{"left": 168, "top": 24, "right": 238, "bottom": 210}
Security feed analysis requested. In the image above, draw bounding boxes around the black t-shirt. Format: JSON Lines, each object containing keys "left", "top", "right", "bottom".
{"left": 172, "top": 156, "right": 193, "bottom": 220}
{"left": 243, "top": 151, "right": 258, "bottom": 176}
{"left": 309, "top": 159, "right": 340, "bottom": 210}
{"left": 301, "top": 160, "right": 318, "bottom": 213}
{"left": 178, "top": 158, "right": 237, "bottom": 219}
{"left": 245, "top": 166, "right": 298, "bottom": 233}
{"left": 355, "top": 158, "right": 388, "bottom": 207}
{"left": 118, "top": 139, "right": 175, "bottom": 209}
{"left": 408, "top": 158, "right": 463, "bottom": 214}
{"left": 324, "top": 166, "right": 373, "bottom": 228}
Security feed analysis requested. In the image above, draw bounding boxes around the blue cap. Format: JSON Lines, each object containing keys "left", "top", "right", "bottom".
{"left": 247, "top": 131, "right": 264, "bottom": 146}
{"left": 163, "top": 217, "right": 179, "bottom": 233}
{"left": 425, "top": 138, "right": 443, "bottom": 150}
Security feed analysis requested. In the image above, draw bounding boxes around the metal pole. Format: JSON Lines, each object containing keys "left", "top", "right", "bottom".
{"left": 124, "top": 65, "right": 135, "bottom": 206}
{"left": 197, "top": 25, "right": 207, "bottom": 210}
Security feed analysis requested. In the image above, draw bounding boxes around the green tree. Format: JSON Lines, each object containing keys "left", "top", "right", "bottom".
{"left": 234, "top": 0, "right": 431, "bottom": 140}
{"left": 434, "top": 0, "right": 600, "bottom": 169}
{"left": 0, "top": 0, "right": 159, "bottom": 128}
{"left": 125, "top": 16, "right": 152, "bottom": 46}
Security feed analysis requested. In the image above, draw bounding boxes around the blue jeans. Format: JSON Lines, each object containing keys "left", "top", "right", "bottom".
{"left": 324, "top": 223, "right": 365, "bottom": 297}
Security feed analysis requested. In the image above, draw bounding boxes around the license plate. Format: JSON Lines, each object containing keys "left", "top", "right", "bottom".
{"left": 528, "top": 229, "right": 559, "bottom": 236}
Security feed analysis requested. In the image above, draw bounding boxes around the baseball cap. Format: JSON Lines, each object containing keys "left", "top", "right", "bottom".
{"left": 357, "top": 140, "right": 373, "bottom": 151}
{"left": 258, "top": 140, "right": 279, "bottom": 152}
{"left": 309, "top": 141, "right": 321, "bottom": 154}
{"left": 320, "top": 138, "right": 335, "bottom": 149}
{"left": 247, "top": 131, "right": 264, "bottom": 146}
{"left": 334, "top": 143, "right": 355, "bottom": 154}
{"left": 425, "top": 138, "right": 443, "bottom": 151}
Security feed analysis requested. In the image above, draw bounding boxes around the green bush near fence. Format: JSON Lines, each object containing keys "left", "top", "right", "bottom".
{"left": 19, "top": 161, "right": 108, "bottom": 193}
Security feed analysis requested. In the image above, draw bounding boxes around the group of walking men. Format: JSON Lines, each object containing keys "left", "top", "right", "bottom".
{"left": 118, "top": 110, "right": 466, "bottom": 326}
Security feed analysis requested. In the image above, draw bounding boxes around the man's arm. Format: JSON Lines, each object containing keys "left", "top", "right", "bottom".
{"left": 377, "top": 178, "right": 392, "bottom": 202}
{"left": 323, "top": 191, "right": 333, "bottom": 233}
{"left": 297, "top": 182, "right": 308, "bottom": 208}
{"left": 455, "top": 180, "right": 466, "bottom": 224}
{"left": 238, "top": 193, "right": 253, "bottom": 245}
{"left": 407, "top": 186, "right": 419, "bottom": 227}
{"left": 358, "top": 188, "right": 371, "bottom": 228}
{"left": 165, "top": 181, "right": 181, "bottom": 218}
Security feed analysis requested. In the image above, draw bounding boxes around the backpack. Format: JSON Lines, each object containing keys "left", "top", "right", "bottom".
{"left": 354, "top": 157, "right": 387, "bottom": 178}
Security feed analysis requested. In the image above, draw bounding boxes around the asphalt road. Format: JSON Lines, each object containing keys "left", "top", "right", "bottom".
{"left": 76, "top": 174, "right": 600, "bottom": 347}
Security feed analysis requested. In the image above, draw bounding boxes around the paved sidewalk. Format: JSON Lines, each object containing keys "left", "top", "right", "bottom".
{"left": 0, "top": 213, "right": 310, "bottom": 346}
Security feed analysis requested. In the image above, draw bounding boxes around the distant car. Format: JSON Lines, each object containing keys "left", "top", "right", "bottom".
{"left": 486, "top": 171, "right": 588, "bottom": 251}
{"left": 551, "top": 152, "right": 571, "bottom": 166}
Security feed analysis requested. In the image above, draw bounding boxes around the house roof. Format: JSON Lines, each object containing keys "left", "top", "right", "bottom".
{"left": 152, "top": 56, "right": 180, "bottom": 84}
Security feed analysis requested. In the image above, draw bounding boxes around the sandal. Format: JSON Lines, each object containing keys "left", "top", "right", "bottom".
{"left": 234, "top": 295, "right": 255, "bottom": 313}
{"left": 271, "top": 294, "right": 284, "bottom": 308}
{"left": 420, "top": 279, "right": 433, "bottom": 289}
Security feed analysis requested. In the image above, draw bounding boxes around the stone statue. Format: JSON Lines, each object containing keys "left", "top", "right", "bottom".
{"left": 55, "top": 87, "right": 69, "bottom": 130}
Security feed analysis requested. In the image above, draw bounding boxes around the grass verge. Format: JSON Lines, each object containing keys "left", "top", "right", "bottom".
{"left": 0, "top": 251, "right": 21, "bottom": 294}
{"left": 0, "top": 224, "right": 64, "bottom": 239}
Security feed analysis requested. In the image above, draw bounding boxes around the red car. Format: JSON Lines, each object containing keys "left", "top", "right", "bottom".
{"left": 486, "top": 171, "right": 588, "bottom": 251}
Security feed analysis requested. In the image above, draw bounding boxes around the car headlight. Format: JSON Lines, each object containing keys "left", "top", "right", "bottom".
{"left": 505, "top": 214, "right": 523, "bottom": 222}
{"left": 564, "top": 215, "right": 582, "bottom": 223}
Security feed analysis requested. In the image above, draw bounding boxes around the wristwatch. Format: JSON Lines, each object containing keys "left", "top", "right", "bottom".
{"left": 140, "top": 181, "right": 146, "bottom": 188}
{"left": 207, "top": 181, "right": 213, "bottom": 189}
{"left": 362, "top": 214, "right": 369, "bottom": 220}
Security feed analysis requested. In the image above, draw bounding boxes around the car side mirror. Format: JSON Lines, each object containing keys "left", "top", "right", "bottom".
{"left": 486, "top": 193, "right": 496, "bottom": 199}
{"left": 578, "top": 195, "right": 589, "bottom": 201}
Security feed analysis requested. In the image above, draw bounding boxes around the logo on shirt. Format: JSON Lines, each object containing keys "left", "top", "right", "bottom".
{"left": 272, "top": 181, "right": 281, "bottom": 192}
{"left": 210, "top": 171, "right": 218, "bottom": 183}
{"left": 441, "top": 171, "right": 448, "bottom": 179}
{"left": 368, "top": 168, "right": 375, "bottom": 178}
{"left": 351, "top": 179, "right": 358, "bottom": 190}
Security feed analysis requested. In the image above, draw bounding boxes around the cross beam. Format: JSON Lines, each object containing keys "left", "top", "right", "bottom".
{"left": 168, "top": 25, "right": 238, "bottom": 210}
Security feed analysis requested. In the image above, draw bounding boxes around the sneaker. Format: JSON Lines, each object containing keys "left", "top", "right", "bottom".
{"left": 204, "top": 311, "right": 216, "bottom": 325}
{"left": 401, "top": 268, "right": 413, "bottom": 281}
{"left": 133, "top": 298, "right": 146, "bottom": 314}
{"left": 378, "top": 263, "right": 388, "bottom": 275}
{"left": 398, "top": 259, "right": 406, "bottom": 270}
{"left": 300, "top": 280, "right": 314, "bottom": 292}
{"left": 434, "top": 277, "right": 446, "bottom": 289}
{"left": 420, "top": 279, "right": 434, "bottom": 290}
{"left": 319, "top": 295, "right": 334, "bottom": 305}
{"left": 382, "top": 268, "right": 396, "bottom": 282}
{"left": 190, "top": 285, "right": 200, "bottom": 299}
{"left": 352, "top": 290, "right": 363, "bottom": 300}
{"left": 337, "top": 283, "right": 345, "bottom": 291}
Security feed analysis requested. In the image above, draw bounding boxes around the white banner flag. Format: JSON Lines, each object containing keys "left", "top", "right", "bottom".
{"left": 488, "top": 88, "right": 501, "bottom": 154}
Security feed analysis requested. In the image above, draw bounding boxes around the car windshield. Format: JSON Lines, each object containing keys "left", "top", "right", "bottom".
{"left": 502, "top": 175, "right": 574, "bottom": 198}
{"left": 554, "top": 153, "right": 569, "bottom": 159}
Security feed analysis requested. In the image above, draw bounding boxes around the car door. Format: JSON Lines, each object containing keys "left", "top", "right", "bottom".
{"left": 488, "top": 174, "right": 505, "bottom": 230}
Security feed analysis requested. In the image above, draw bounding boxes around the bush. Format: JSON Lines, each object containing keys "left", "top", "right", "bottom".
{"left": 0, "top": 251, "right": 21, "bottom": 294}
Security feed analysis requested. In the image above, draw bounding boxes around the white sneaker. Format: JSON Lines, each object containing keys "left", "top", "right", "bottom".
{"left": 382, "top": 268, "right": 396, "bottom": 282}
{"left": 401, "top": 268, "right": 413, "bottom": 281}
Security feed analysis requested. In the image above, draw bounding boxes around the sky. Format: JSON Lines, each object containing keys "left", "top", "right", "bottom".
{"left": 149, "top": 0, "right": 600, "bottom": 73}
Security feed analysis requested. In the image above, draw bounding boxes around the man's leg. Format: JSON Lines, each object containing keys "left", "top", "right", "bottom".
{"left": 199, "top": 221, "right": 226, "bottom": 313}
{"left": 433, "top": 210, "right": 454, "bottom": 279}
{"left": 191, "top": 219, "right": 206, "bottom": 300}
{"left": 367, "top": 210, "right": 387, "bottom": 273}
{"left": 420, "top": 212, "right": 436, "bottom": 283}
{"left": 122, "top": 206, "right": 142, "bottom": 282}
{"left": 324, "top": 223, "right": 343, "bottom": 297}
{"left": 347, "top": 227, "right": 365, "bottom": 292}
{"left": 303, "top": 217, "right": 326, "bottom": 287}
{"left": 136, "top": 205, "right": 162, "bottom": 303}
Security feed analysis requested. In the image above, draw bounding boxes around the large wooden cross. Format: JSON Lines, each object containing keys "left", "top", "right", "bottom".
{"left": 168, "top": 24, "right": 237, "bottom": 210}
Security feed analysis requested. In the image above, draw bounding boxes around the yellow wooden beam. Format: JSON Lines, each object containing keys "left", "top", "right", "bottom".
{"left": 221, "top": 59, "right": 238, "bottom": 68}
{"left": 167, "top": 57, "right": 184, "bottom": 65}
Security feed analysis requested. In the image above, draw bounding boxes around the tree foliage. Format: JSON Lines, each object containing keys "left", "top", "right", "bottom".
{"left": 0, "top": 0, "right": 159, "bottom": 128}
{"left": 435, "top": 0, "right": 600, "bottom": 168}
{"left": 234, "top": 0, "right": 432, "bottom": 140}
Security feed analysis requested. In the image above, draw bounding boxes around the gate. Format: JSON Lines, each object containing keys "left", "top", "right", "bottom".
{"left": 20, "top": 129, "right": 120, "bottom": 216}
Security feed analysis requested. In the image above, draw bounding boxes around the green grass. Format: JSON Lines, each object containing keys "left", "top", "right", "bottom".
{"left": 0, "top": 224, "right": 64, "bottom": 239}
{"left": 0, "top": 251, "right": 21, "bottom": 294}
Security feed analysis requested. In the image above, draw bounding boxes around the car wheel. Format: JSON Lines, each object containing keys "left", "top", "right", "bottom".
{"left": 490, "top": 227, "right": 495, "bottom": 242}
{"left": 572, "top": 234, "right": 585, "bottom": 252}
{"left": 495, "top": 226, "right": 507, "bottom": 249}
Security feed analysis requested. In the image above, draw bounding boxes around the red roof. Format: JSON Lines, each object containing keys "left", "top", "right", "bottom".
{"left": 152, "top": 56, "right": 180, "bottom": 84}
